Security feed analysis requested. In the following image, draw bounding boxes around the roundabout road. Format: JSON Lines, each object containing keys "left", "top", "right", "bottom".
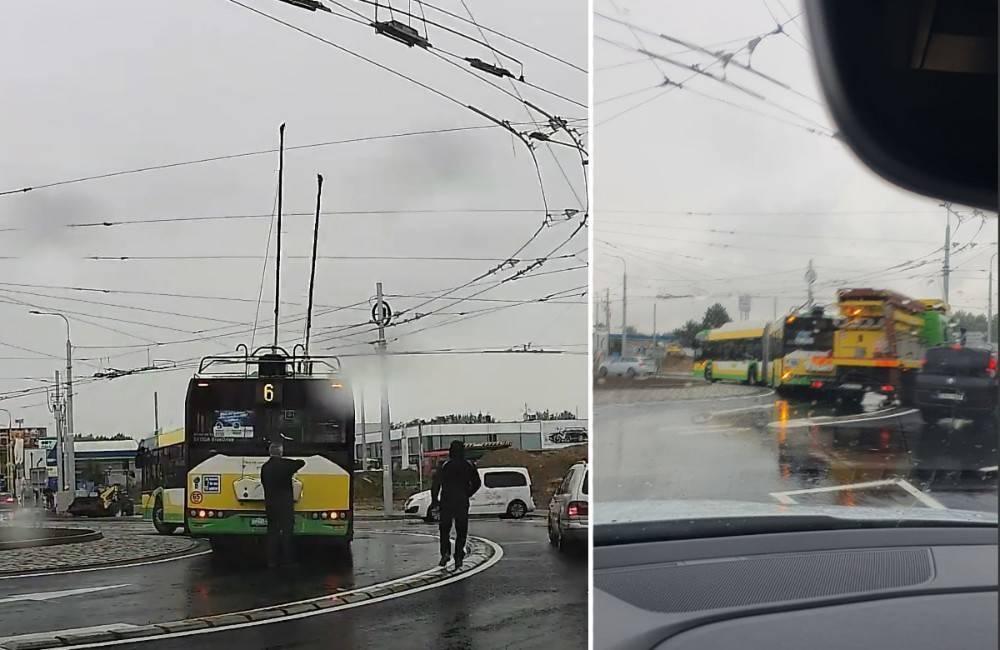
{"left": 0, "top": 518, "right": 586, "bottom": 649}
{"left": 0, "top": 526, "right": 438, "bottom": 642}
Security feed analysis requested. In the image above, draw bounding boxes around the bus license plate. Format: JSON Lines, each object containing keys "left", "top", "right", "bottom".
{"left": 250, "top": 517, "right": 268, "bottom": 527}
{"left": 935, "top": 392, "right": 964, "bottom": 401}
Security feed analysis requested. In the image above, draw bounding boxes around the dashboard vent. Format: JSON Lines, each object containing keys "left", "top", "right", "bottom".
{"left": 597, "top": 548, "right": 934, "bottom": 612}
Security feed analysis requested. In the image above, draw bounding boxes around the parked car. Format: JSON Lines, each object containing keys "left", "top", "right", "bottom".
{"left": 597, "top": 356, "right": 654, "bottom": 378}
{"left": 404, "top": 466, "right": 536, "bottom": 522}
{"left": 915, "top": 345, "right": 998, "bottom": 423}
{"left": 548, "top": 461, "right": 588, "bottom": 551}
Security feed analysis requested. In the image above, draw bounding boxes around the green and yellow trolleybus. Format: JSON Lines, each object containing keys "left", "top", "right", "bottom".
{"left": 138, "top": 427, "right": 187, "bottom": 534}
{"left": 692, "top": 307, "right": 838, "bottom": 394}
{"left": 140, "top": 347, "right": 356, "bottom": 550}
{"left": 693, "top": 321, "right": 771, "bottom": 385}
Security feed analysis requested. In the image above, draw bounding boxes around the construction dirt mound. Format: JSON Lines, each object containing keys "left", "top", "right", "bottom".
{"left": 478, "top": 445, "right": 588, "bottom": 507}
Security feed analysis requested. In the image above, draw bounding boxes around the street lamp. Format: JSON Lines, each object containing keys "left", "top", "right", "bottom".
{"left": 28, "top": 310, "right": 75, "bottom": 495}
{"left": 606, "top": 253, "right": 628, "bottom": 357}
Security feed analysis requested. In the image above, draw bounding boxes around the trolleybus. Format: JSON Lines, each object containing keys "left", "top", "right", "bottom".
{"left": 141, "top": 348, "right": 356, "bottom": 550}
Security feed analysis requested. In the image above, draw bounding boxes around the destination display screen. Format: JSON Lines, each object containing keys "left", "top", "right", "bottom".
{"left": 193, "top": 409, "right": 255, "bottom": 443}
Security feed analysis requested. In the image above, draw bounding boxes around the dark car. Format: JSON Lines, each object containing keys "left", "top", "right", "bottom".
{"left": 915, "top": 345, "right": 998, "bottom": 423}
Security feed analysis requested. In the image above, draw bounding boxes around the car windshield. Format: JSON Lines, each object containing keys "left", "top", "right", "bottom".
{"left": 581, "top": 471, "right": 588, "bottom": 496}
{"left": 594, "top": 0, "right": 998, "bottom": 528}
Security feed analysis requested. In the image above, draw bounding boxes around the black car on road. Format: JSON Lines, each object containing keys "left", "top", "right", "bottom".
{"left": 915, "top": 345, "right": 998, "bottom": 423}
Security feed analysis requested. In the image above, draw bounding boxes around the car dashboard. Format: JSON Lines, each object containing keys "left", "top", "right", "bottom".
{"left": 595, "top": 526, "right": 998, "bottom": 650}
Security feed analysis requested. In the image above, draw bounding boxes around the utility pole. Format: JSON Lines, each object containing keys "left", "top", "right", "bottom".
{"left": 621, "top": 266, "right": 628, "bottom": 357}
{"left": 417, "top": 421, "right": 424, "bottom": 490}
{"left": 604, "top": 289, "right": 611, "bottom": 333}
{"left": 773, "top": 296, "right": 778, "bottom": 321}
{"left": 153, "top": 392, "right": 160, "bottom": 436}
{"left": 805, "top": 259, "right": 816, "bottom": 308}
{"left": 51, "top": 371, "right": 64, "bottom": 491}
{"left": 357, "top": 386, "right": 366, "bottom": 471}
{"left": 652, "top": 303, "right": 657, "bottom": 344}
{"left": 989, "top": 252, "right": 997, "bottom": 347}
{"left": 943, "top": 203, "right": 951, "bottom": 305}
{"left": 376, "top": 282, "right": 393, "bottom": 515}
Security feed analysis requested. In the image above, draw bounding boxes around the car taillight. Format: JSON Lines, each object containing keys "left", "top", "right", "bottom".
{"left": 988, "top": 357, "right": 997, "bottom": 378}
{"left": 567, "top": 501, "right": 588, "bottom": 518}
{"left": 810, "top": 381, "right": 823, "bottom": 389}
{"left": 880, "top": 384, "right": 894, "bottom": 393}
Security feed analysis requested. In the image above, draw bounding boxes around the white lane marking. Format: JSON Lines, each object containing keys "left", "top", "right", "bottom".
{"left": 57, "top": 536, "right": 505, "bottom": 649}
{"left": 0, "top": 584, "right": 130, "bottom": 605}
{"left": 768, "top": 408, "right": 917, "bottom": 429}
{"left": 770, "top": 478, "right": 947, "bottom": 510}
{"left": 979, "top": 466, "right": 998, "bottom": 473}
{"left": 0, "top": 549, "right": 212, "bottom": 581}
{"left": 599, "top": 388, "right": 776, "bottom": 409}
{"left": 0, "top": 624, "right": 139, "bottom": 646}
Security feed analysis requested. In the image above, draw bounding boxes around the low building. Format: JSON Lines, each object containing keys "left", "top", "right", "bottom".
{"left": 356, "top": 419, "right": 588, "bottom": 471}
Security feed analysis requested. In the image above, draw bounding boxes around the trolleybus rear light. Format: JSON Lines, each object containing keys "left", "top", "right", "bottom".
{"left": 190, "top": 510, "right": 197, "bottom": 517}
{"left": 321, "top": 512, "right": 329, "bottom": 519}
{"left": 198, "top": 510, "right": 207, "bottom": 518}
{"left": 810, "top": 381, "right": 824, "bottom": 389}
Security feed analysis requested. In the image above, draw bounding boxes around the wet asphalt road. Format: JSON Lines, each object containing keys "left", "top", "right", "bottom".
{"left": 0, "top": 518, "right": 586, "bottom": 649}
{"left": 596, "top": 389, "right": 998, "bottom": 513}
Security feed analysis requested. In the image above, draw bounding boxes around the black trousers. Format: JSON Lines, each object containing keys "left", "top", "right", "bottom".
{"left": 265, "top": 501, "right": 295, "bottom": 567}
{"left": 439, "top": 506, "right": 470, "bottom": 559}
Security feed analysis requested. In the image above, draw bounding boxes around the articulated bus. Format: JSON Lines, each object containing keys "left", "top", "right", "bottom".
{"left": 692, "top": 308, "right": 838, "bottom": 393}
{"left": 139, "top": 348, "right": 356, "bottom": 551}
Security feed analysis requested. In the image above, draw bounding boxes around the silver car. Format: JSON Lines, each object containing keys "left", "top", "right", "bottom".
{"left": 547, "top": 461, "right": 588, "bottom": 551}
{"left": 597, "top": 356, "right": 653, "bottom": 378}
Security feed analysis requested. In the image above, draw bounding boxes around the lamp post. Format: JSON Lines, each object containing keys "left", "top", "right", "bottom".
{"left": 606, "top": 254, "right": 628, "bottom": 357}
{"left": 28, "top": 311, "right": 75, "bottom": 495}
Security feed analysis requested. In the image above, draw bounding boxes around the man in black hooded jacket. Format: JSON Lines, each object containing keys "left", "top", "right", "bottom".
{"left": 430, "top": 440, "right": 481, "bottom": 569}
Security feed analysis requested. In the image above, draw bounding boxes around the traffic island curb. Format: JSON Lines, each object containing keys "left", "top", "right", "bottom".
{"left": 0, "top": 537, "right": 207, "bottom": 577}
{"left": 0, "top": 527, "right": 102, "bottom": 551}
{"left": 0, "top": 535, "right": 500, "bottom": 650}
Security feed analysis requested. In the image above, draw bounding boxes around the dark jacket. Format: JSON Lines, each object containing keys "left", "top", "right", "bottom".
{"left": 261, "top": 457, "right": 305, "bottom": 508}
{"left": 431, "top": 458, "right": 482, "bottom": 510}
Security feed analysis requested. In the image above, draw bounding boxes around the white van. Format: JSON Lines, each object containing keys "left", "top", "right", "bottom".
{"left": 404, "top": 466, "right": 536, "bottom": 521}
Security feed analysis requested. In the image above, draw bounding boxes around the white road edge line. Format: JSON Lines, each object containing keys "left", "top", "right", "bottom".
{"left": 55, "top": 536, "right": 505, "bottom": 649}
{"left": 0, "top": 549, "right": 213, "bottom": 582}
{"left": 602, "top": 388, "right": 776, "bottom": 409}
{"left": 768, "top": 408, "right": 917, "bottom": 429}
{"left": 770, "top": 478, "right": 947, "bottom": 510}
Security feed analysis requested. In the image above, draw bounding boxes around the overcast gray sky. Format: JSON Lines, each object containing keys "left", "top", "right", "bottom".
{"left": 595, "top": 0, "right": 998, "bottom": 337}
{"left": 0, "top": 0, "right": 588, "bottom": 436}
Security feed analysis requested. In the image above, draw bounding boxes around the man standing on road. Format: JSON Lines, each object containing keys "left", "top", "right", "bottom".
{"left": 430, "top": 440, "right": 481, "bottom": 569}
{"left": 260, "top": 442, "right": 305, "bottom": 568}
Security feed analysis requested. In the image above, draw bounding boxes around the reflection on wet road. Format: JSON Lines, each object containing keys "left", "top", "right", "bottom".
{"left": 596, "top": 391, "right": 998, "bottom": 514}
{"left": 0, "top": 529, "right": 437, "bottom": 639}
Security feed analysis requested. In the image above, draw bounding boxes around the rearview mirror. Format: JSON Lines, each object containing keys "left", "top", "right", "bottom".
{"left": 806, "top": 0, "right": 997, "bottom": 209}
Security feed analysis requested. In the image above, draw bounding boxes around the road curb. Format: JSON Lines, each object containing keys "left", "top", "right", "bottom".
{"left": 0, "top": 536, "right": 499, "bottom": 650}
